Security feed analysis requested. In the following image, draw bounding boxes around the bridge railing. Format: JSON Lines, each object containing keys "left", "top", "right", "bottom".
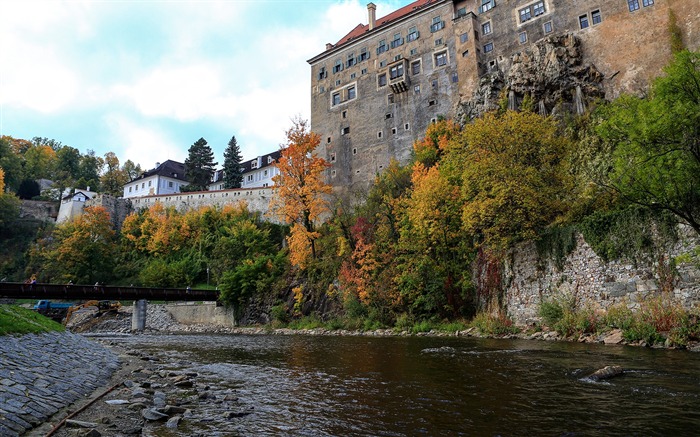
{"left": 0, "top": 283, "right": 219, "bottom": 302}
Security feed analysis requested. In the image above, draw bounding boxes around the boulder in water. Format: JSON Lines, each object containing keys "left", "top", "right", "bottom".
{"left": 587, "top": 365, "right": 624, "bottom": 381}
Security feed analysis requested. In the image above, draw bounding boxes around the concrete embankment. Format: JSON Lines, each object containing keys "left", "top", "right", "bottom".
{"left": 0, "top": 332, "right": 119, "bottom": 436}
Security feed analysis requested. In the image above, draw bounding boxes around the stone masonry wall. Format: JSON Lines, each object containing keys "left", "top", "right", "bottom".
{"left": 503, "top": 226, "right": 700, "bottom": 325}
{"left": 0, "top": 332, "right": 119, "bottom": 436}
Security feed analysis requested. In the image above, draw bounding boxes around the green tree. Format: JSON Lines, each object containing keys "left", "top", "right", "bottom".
{"left": 183, "top": 138, "right": 217, "bottom": 192}
{"left": 0, "top": 137, "right": 23, "bottom": 192}
{"left": 121, "top": 160, "right": 142, "bottom": 181}
{"left": 74, "top": 150, "right": 103, "bottom": 191}
{"left": 100, "top": 152, "right": 128, "bottom": 196}
{"left": 596, "top": 50, "right": 700, "bottom": 235}
{"left": 223, "top": 135, "right": 244, "bottom": 189}
{"left": 23, "top": 145, "right": 56, "bottom": 180}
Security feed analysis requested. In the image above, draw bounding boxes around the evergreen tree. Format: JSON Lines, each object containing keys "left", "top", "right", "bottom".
{"left": 183, "top": 137, "right": 217, "bottom": 192}
{"left": 223, "top": 135, "right": 243, "bottom": 189}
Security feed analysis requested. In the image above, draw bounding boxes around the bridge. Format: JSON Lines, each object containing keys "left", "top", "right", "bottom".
{"left": 0, "top": 282, "right": 220, "bottom": 330}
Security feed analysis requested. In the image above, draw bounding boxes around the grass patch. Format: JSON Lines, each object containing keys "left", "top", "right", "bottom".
{"left": 0, "top": 305, "right": 65, "bottom": 336}
{"left": 470, "top": 312, "right": 520, "bottom": 335}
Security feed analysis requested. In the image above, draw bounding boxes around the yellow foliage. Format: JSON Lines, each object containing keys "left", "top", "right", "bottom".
{"left": 0, "top": 167, "right": 5, "bottom": 192}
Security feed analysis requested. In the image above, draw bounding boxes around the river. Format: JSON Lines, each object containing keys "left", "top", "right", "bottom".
{"left": 107, "top": 334, "right": 700, "bottom": 436}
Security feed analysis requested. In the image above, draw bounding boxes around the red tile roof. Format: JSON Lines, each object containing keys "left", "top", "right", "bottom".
{"left": 333, "top": 0, "right": 442, "bottom": 48}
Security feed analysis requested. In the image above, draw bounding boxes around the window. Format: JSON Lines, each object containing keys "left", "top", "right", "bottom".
{"left": 388, "top": 94, "right": 394, "bottom": 104}
{"left": 358, "top": 47, "right": 369, "bottom": 62}
{"left": 410, "top": 48, "right": 418, "bottom": 55}
{"left": 389, "top": 63, "right": 404, "bottom": 79}
{"left": 335, "top": 79, "right": 341, "bottom": 86}
{"left": 432, "top": 80, "right": 438, "bottom": 89}
{"left": 378, "top": 73, "right": 387, "bottom": 87}
{"left": 479, "top": 0, "right": 494, "bottom": 13}
{"left": 268, "top": 156, "right": 273, "bottom": 164}
{"left": 435, "top": 38, "right": 443, "bottom": 46}
{"left": 129, "top": 187, "right": 132, "bottom": 192}
{"left": 378, "top": 131, "right": 383, "bottom": 139}
{"left": 251, "top": 161, "right": 258, "bottom": 169}
{"left": 519, "top": 31, "right": 527, "bottom": 44}
{"left": 411, "top": 60, "right": 421, "bottom": 75}
{"left": 263, "top": 170, "right": 268, "bottom": 177}
{"left": 457, "top": 7, "right": 467, "bottom": 18}
{"left": 628, "top": 0, "right": 640, "bottom": 12}
{"left": 452, "top": 72, "right": 458, "bottom": 83}
{"left": 434, "top": 51, "right": 448, "bottom": 67}
{"left": 168, "top": 181, "right": 173, "bottom": 188}
{"left": 391, "top": 33, "right": 404, "bottom": 48}
{"left": 148, "top": 180, "right": 152, "bottom": 187}
{"left": 379, "top": 60, "right": 386, "bottom": 67}
{"left": 484, "top": 42, "right": 494, "bottom": 53}
{"left": 407, "top": 26, "right": 419, "bottom": 42}
{"left": 332, "top": 92, "right": 340, "bottom": 106}
{"left": 519, "top": 7, "right": 532, "bottom": 23}
{"left": 414, "top": 85, "right": 420, "bottom": 93}
{"left": 543, "top": 21, "right": 553, "bottom": 34}
{"left": 319, "top": 86, "right": 325, "bottom": 93}
{"left": 431, "top": 16, "right": 445, "bottom": 32}
{"left": 482, "top": 21, "right": 492, "bottom": 35}
{"left": 331, "top": 170, "right": 337, "bottom": 178}
{"left": 327, "top": 137, "right": 331, "bottom": 143}
{"left": 141, "top": 183, "right": 145, "bottom": 188}
{"left": 462, "top": 50, "right": 469, "bottom": 57}
{"left": 333, "top": 59, "right": 343, "bottom": 73}
{"left": 346, "top": 53, "right": 356, "bottom": 68}
{"left": 460, "top": 32, "right": 469, "bottom": 43}
{"left": 404, "top": 123, "right": 410, "bottom": 130}
{"left": 342, "top": 110, "right": 347, "bottom": 119}
{"left": 429, "top": 100, "right": 436, "bottom": 107}
{"left": 592, "top": 9, "right": 602, "bottom": 25}
{"left": 330, "top": 153, "right": 336, "bottom": 162}
{"left": 318, "top": 67, "right": 327, "bottom": 80}
{"left": 394, "top": 54, "right": 402, "bottom": 62}
{"left": 533, "top": 1, "right": 545, "bottom": 17}
{"left": 347, "top": 86, "right": 356, "bottom": 100}
{"left": 377, "top": 39, "right": 387, "bottom": 54}
{"left": 361, "top": 68, "right": 367, "bottom": 75}
{"left": 350, "top": 73, "right": 356, "bottom": 79}
{"left": 520, "top": 1, "right": 545, "bottom": 23}
{"left": 342, "top": 127, "right": 350, "bottom": 135}
{"left": 391, "top": 127, "right": 397, "bottom": 135}
{"left": 352, "top": 148, "right": 357, "bottom": 155}
{"left": 579, "top": 14, "right": 589, "bottom": 29}
{"left": 643, "top": 0, "right": 654, "bottom": 6}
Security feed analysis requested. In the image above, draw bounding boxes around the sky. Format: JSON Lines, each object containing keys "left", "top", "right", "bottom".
{"left": 0, "top": 0, "right": 403, "bottom": 171}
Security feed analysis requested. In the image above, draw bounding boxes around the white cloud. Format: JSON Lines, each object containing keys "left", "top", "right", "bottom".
{"left": 105, "top": 115, "right": 185, "bottom": 170}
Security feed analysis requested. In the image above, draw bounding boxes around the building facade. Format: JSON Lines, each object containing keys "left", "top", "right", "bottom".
{"left": 122, "top": 160, "right": 188, "bottom": 199}
{"left": 308, "top": 0, "right": 700, "bottom": 193}
{"left": 208, "top": 151, "right": 281, "bottom": 191}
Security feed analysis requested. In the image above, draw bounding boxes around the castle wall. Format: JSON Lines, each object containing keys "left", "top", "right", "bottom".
{"left": 19, "top": 200, "right": 58, "bottom": 222}
{"left": 500, "top": 226, "right": 700, "bottom": 325}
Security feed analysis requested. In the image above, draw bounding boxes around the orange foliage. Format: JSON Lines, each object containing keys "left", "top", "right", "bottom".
{"left": 270, "top": 118, "right": 332, "bottom": 268}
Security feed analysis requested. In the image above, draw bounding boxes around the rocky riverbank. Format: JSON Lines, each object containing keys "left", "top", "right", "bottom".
{"left": 0, "top": 332, "right": 119, "bottom": 436}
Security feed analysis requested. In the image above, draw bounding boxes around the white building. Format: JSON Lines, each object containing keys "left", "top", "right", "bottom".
{"left": 56, "top": 188, "right": 98, "bottom": 223}
{"left": 207, "top": 151, "right": 281, "bottom": 191}
{"left": 122, "top": 160, "right": 188, "bottom": 199}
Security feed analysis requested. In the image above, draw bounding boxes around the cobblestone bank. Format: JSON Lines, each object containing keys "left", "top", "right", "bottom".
{"left": 0, "top": 332, "right": 119, "bottom": 436}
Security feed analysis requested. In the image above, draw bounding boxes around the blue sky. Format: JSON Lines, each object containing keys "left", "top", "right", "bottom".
{"left": 0, "top": 0, "right": 401, "bottom": 171}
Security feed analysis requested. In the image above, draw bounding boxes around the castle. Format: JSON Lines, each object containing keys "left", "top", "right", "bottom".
{"left": 308, "top": 0, "right": 700, "bottom": 193}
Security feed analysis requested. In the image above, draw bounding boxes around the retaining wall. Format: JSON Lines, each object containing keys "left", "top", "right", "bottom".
{"left": 503, "top": 225, "right": 700, "bottom": 324}
{"left": 165, "top": 302, "right": 237, "bottom": 327}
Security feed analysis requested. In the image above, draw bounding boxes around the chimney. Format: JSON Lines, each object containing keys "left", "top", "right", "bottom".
{"left": 368, "top": 3, "right": 376, "bottom": 30}
{"left": 326, "top": 43, "right": 334, "bottom": 50}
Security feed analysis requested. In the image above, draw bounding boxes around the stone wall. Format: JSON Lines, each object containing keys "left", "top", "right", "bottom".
{"left": 164, "top": 302, "right": 236, "bottom": 327}
{"left": 129, "top": 187, "right": 274, "bottom": 220}
{"left": 502, "top": 226, "right": 700, "bottom": 325}
{"left": 0, "top": 332, "right": 119, "bottom": 436}
{"left": 19, "top": 200, "right": 58, "bottom": 222}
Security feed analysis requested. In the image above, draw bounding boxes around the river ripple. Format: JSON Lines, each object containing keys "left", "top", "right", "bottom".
{"left": 108, "top": 334, "right": 700, "bottom": 436}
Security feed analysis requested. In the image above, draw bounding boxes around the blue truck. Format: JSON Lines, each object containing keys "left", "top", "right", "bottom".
{"left": 33, "top": 300, "right": 74, "bottom": 321}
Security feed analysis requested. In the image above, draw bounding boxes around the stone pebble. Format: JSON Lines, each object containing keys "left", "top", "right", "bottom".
{"left": 0, "top": 331, "right": 119, "bottom": 436}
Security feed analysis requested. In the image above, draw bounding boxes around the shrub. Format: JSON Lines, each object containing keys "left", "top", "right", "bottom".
{"left": 471, "top": 312, "right": 520, "bottom": 335}
{"left": 539, "top": 299, "right": 564, "bottom": 327}
{"left": 604, "top": 304, "right": 635, "bottom": 330}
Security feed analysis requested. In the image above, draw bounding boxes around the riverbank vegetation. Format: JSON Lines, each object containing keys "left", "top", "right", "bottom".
{"left": 1, "top": 51, "right": 698, "bottom": 341}
{"left": 0, "top": 305, "right": 64, "bottom": 336}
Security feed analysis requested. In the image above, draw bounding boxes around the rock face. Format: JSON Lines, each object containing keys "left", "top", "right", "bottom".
{"left": 0, "top": 332, "right": 119, "bottom": 436}
{"left": 455, "top": 33, "right": 604, "bottom": 122}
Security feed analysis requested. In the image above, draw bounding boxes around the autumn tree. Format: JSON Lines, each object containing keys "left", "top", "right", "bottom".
{"left": 596, "top": 49, "right": 700, "bottom": 235}
{"left": 458, "top": 111, "right": 573, "bottom": 253}
{"left": 271, "top": 118, "right": 331, "bottom": 268}
{"left": 28, "top": 206, "right": 116, "bottom": 283}
{"left": 223, "top": 135, "right": 244, "bottom": 189}
{"left": 0, "top": 137, "right": 23, "bottom": 192}
{"left": 183, "top": 138, "right": 217, "bottom": 192}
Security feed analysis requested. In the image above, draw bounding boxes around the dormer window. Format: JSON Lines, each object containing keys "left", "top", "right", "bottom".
{"left": 251, "top": 161, "right": 258, "bottom": 169}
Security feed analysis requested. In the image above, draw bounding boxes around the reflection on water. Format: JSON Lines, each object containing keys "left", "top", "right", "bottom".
{"left": 111, "top": 334, "right": 700, "bottom": 436}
